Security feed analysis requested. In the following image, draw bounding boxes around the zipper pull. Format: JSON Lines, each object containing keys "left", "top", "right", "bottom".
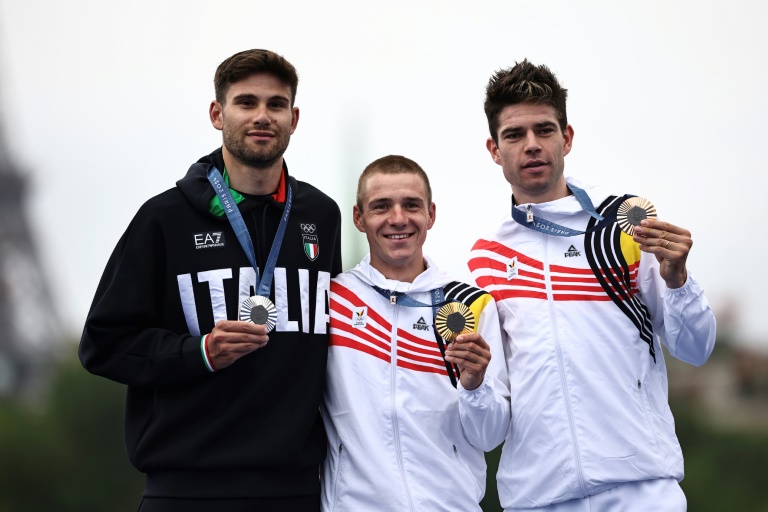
{"left": 526, "top": 204, "right": 534, "bottom": 223}
{"left": 390, "top": 294, "right": 397, "bottom": 304}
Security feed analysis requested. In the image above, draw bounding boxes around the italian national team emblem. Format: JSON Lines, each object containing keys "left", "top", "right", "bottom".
{"left": 301, "top": 223, "right": 319, "bottom": 261}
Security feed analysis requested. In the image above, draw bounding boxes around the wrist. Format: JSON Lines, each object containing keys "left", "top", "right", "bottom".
{"left": 201, "top": 334, "right": 217, "bottom": 372}
{"left": 666, "top": 269, "right": 688, "bottom": 289}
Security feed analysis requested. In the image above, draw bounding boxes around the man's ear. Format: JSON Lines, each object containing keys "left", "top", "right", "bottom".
{"left": 352, "top": 205, "right": 365, "bottom": 233}
{"left": 427, "top": 202, "right": 436, "bottom": 230}
{"left": 562, "top": 124, "right": 574, "bottom": 156}
{"left": 289, "top": 107, "right": 300, "bottom": 134}
{"left": 209, "top": 101, "right": 224, "bottom": 131}
{"left": 486, "top": 137, "right": 502, "bottom": 165}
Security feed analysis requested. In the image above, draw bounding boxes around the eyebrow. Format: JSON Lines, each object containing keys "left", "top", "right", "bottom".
{"left": 231, "top": 93, "right": 290, "bottom": 103}
{"left": 367, "top": 196, "right": 425, "bottom": 206}
{"left": 500, "top": 120, "right": 558, "bottom": 134}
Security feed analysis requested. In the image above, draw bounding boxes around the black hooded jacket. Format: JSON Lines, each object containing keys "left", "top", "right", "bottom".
{"left": 79, "top": 148, "right": 342, "bottom": 498}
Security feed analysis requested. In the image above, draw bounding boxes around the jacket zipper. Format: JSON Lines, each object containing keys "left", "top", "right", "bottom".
{"left": 636, "top": 380, "right": 662, "bottom": 452}
{"left": 390, "top": 303, "right": 415, "bottom": 511}
{"left": 259, "top": 201, "right": 270, "bottom": 266}
{"left": 544, "top": 234, "right": 588, "bottom": 497}
{"left": 453, "top": 444, "right": 480, "bottom": 495}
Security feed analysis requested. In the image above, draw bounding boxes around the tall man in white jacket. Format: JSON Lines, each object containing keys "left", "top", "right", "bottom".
{"left": 321, "top": 155, "right": 511, "bottom": 511}
{"left": 468, "top": 60, "right": 716, "bottom": 511}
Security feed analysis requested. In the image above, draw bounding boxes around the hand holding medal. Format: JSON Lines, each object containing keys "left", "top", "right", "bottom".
{"left": 442, "top": 331, "right": 492, "bottom": 394}
{"left": 436, "top": 302, "right": 490, "bottom": 391}
{"left": 627, "top": 198, "right": 693, "bottom": 290}
{"left": 205, "top": 320, "right": 270, "bottom": 371}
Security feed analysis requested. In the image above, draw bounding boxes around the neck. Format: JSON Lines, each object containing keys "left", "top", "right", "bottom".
{"left": 371, "top": 257, "right": 427, "bottom": 285}
{"left": 514, "top": 180, "right": 570, "bottom": 205}
{"left": 222, "top": 148, "right": 283, "bottom": 195}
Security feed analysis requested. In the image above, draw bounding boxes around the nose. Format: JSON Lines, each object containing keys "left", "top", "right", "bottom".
{"left": 524, "top": 132, "right": 541, "bottom": 153}
{"left": 251, "top": 105, "right": 271, "bottom": 126}
{"left": 388, "top": 205, "right": 407, "bottom": 225}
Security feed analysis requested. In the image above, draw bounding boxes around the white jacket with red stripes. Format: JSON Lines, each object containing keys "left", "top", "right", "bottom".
{"left": 468, "top": 177, "right": 716, "bottom": 509}
{"left": 321, "top": 255, "right": 511, "bottom": 512}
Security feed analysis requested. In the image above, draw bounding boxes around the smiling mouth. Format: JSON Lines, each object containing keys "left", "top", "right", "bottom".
{"left": 385, "top": 234, "right": 412, "bottom": 239}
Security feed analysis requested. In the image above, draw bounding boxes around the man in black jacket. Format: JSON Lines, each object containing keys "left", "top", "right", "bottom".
{"left": 80, "top": 49, "right": 342, "bottom": 512}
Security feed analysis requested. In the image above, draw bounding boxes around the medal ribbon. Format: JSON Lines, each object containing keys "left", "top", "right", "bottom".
{"left": 370, "top": 285, "right": 452, "bottom": 320}
{"left": 371, "top": 285, "right": 461, "bottom": 387}
{"left": 511, "top": 183, "right": 612, "bottom": 237}
{"left": 207, "top": 166, "right": 293, "bottom": 299}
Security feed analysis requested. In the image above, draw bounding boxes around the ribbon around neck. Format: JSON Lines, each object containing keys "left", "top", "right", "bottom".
{"left": 207, "top": 166, "right": 293, "bottom": 298}
{"left": 511, "top": 183, "right": 614, "bottom": 237}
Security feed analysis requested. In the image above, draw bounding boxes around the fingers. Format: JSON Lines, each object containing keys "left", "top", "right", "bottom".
{"left": 444, "top": 333, "right": 491, "bottom": 369}
{"left": 444, "top": 334, "right": 491, "bottom": 391}
{"left": 632, "top": 218, "right": 691, "bottom": 289}
{"left": 214, "top": 319, "right": 270, "bottom": 338}
{"left": 632, "top": 219, "right": 692, "bottom": 255}
{"left": 206, "top": 320, "right": 270, "bottom": 370}
{"left": 455, "top": 332, "right": 489, "bottom": 350}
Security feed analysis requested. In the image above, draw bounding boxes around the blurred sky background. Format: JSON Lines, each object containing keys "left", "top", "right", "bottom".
{"left": 0, "top": 0, "right": 765, "bottom": 347}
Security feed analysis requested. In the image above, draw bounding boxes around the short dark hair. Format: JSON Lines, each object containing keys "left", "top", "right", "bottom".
{"left": 214, "top": 49, "right": 299, "bottom": 105}
{"left": 356, "top": 155, "right": 433, "bottom": 210}
{"left": 484, "top": 59, "right": 568, "bottom": 143}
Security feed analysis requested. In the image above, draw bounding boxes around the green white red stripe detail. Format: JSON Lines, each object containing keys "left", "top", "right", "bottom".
{"left": 201, "top": 334, "right": 216, "bottom": 372}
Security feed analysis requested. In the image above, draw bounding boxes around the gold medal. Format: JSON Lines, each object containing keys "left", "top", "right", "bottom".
{"left": 435, "top": 302, "right": 475, "bottom": 341}
{"left": 239, "top": 296, "right": 277, "bottom": 332}
{"left": 616, "top": 197, "right": 657, "bottom": 236}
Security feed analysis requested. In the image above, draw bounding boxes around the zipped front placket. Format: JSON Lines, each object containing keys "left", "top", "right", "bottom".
{"left": 543, "top": 233, "right": 588, "bottom": 498}
{"left": 389, "top": 302, "right": 415, "bottom": 511}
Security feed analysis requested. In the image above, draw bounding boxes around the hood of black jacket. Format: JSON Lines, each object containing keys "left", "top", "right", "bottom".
{"left": 176, "top": 147, "right": 295, "bottom": 218}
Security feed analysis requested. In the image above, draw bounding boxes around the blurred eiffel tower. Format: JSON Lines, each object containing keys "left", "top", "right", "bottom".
{"left": 0, "top": 109, "right": 61, "bottom": 397}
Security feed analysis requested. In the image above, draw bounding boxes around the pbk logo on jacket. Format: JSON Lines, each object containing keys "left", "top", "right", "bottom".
{"left": 301, "top": 223, "right": 319, "bottom": 261}
{"left": 507, "top": 257, "right": 518, "bottom": 280}
{"left": 565, "top": 245, "right": 581, "bottom": 258}
{"left": 352, "top": 307, "right": 367, "bottom": 328}
{"left": 194, "top": 232, "right": 225, "bottom": 250}
{"left": 413, "top": 317, "right": 430, "bottom": 331}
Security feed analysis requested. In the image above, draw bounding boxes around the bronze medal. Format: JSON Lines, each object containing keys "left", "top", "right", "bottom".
{"left": 617, "top": 197, "right": 657, "bottom": 236}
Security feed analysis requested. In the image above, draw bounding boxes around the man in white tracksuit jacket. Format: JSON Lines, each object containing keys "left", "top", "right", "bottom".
{"left": 469, "top": 60, "right": 716, "bottom": 511}
{"left": 321, "top": 155, "right": 511, "bottom": 511}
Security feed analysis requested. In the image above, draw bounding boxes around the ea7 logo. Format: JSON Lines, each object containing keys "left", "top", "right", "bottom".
{"left": 194, "top": 232, "right": 225, "bottom": 250}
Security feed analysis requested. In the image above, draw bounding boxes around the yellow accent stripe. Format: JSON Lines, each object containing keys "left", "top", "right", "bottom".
{"left": 466, "top": 293, "right": 493, "bottom": 333}
{"left": 619, "top": 231, "right": 641, "bottom": 266}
